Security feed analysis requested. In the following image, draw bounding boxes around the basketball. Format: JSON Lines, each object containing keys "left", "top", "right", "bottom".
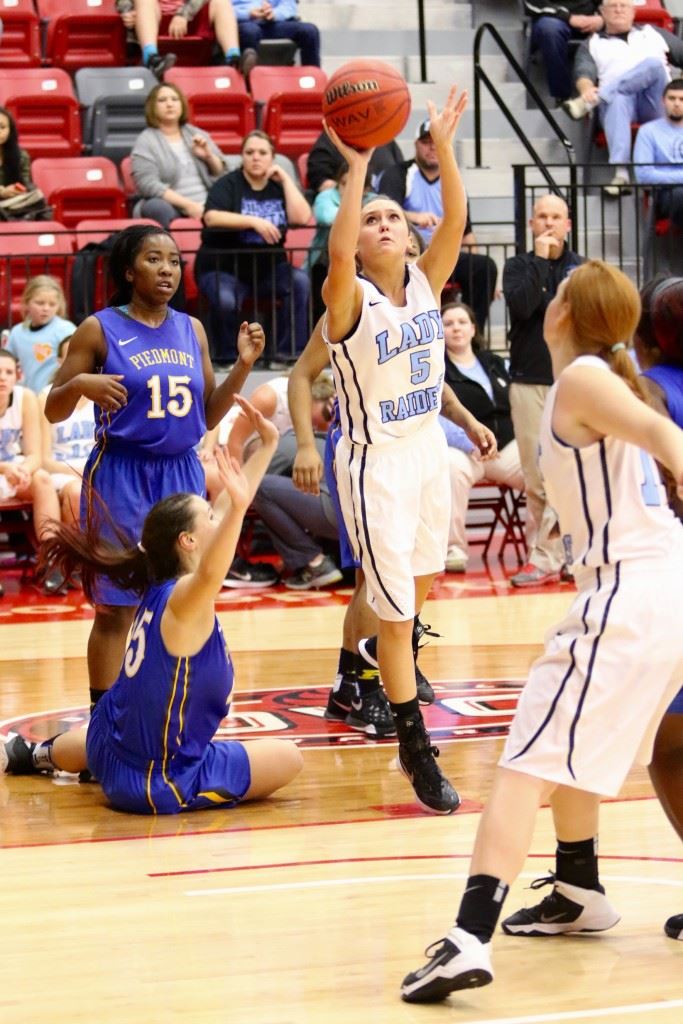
{"left": 322, "top": 59, "right": 411, "bottom": 150}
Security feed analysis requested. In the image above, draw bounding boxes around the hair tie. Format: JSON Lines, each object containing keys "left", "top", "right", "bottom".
{"left": 610, "top": 342, "right": 626, "bottom": 353}
{"left": 137, "top": 541, "right": 146, "bottom": 553}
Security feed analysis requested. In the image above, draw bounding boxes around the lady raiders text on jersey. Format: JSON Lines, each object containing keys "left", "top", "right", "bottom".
{"left": 323, "top": 263, "right": 445, "bottom": 446}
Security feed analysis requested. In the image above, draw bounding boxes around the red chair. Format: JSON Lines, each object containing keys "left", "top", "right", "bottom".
{"left": 157, "top": 13, "right": 214, "bottom": 66}
{"left": 0, "top": 0, "right": 41, "bottom": 69}
{"left": 249, "top": 66, "right": 327, "bottom": 158}
{"left": 0, "top": 69, "right": 82, "bottom": 158}
{"left": 296, "top": 152, "right": 309, "bottom": 190}
{"left": 466, "top": 484, "right": 527, "bottom": 564}
{"left": 0, "top": 222, "right": 75, "bottom": 322}
{"left": 169, "top": 217, "right": 203, "bottom": 307}
{"left": 633, "top": 0, "right": 674, "bottom": 31}
{"left": 37, "top": 0, "right": 127, "bottom": 71}
{"left": 32, "top": 158, "right": 127, "bottom": 229}
{"left": 285, "top": 220, "right": 315, "bottom": 270}
{"left": 73, "top": 218, "right": 158, "bottom": 310}
{"left": 165, "top": 67, "right": 256, "bottom": 152}
{"left": 119, "top": 155, "right": 138, "bottom": 204}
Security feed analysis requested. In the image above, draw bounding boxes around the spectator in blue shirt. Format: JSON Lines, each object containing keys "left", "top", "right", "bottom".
{"left": 232, "top": 0, "right": 320, "bottom": 66}
{"left": 634, "top": 78, "right": 683, "bottom": 231}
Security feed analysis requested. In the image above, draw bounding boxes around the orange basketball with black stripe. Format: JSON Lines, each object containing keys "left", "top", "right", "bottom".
{"left": 322, "top": 59, "right": 411, "bottom": 150}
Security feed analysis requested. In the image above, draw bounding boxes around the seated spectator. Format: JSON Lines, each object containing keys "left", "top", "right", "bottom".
{"left": 441, "top": 302, "right": 524, "bottom": 573}
{"left": 6, "top": 276, "right": 76, "bottom": 394}
{"left": 131, "top": 82, "right": 229, "bottom": 229}
{"left": 232, "top": 0, "right": 320, "bottom": 68}
{"left": 39, "top": 337, "right": 95, "bottom": 535}
{"left": 524, "top": 2, "right": 604, "bottom": 104}
{"left": 563, "top": 0, "right": 683, "bottom": 194}
{"left": 0, "top": 106, "right": 33, "bottom": 201}
{"left": 196, "top": 130, "right": 311, "bottom": 364}
{"left": 634, "top": 78, "right": 683, "bottom": 233}
{"left": 116, "top": 0, "right": 177, "bottom": 79}
{"left": 379, "top": 120, "right": 497, "bottom": 331}
{"left": 306, "top": 130, "right": 403, "bottom": 196}
{"left": 0, "top": 350, "right": 62, "bottom": 596}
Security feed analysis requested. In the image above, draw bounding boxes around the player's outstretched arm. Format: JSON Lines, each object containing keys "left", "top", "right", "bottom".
{"left": 418, "top": 86, "right": 468, "bottom": 297}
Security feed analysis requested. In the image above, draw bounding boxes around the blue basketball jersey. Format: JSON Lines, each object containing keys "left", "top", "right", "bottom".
{"left": 100, "top": 580, "right": 234, "bottom": 780}
{"left": 643, "top": 363, "right": 683, "bottom": 429}
{"left": 93, "top": 307, "right": 206, "bottom": 455}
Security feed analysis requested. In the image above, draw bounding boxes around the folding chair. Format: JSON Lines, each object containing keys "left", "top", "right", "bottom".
{"left": 0, "top": 68, "right": 82, "bottom": 158}
{"left": 75, "top": 67, "right": 156, "bottom": 163}
{"left": 466, "top": 484, "right": 527, "bottom": 564}
{"left": 31, "top": 157, "right": 127, "bottom": 229}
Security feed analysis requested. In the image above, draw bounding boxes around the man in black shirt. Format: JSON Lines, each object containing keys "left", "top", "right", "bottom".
{"left": 306, "top": 130, "right": 403, "bottom": 196}
{"left": 503, "top": 192, "right": 583, "bottom": 586}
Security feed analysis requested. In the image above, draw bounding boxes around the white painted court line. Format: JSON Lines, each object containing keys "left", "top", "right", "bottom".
{"left": 185, "top": 870, "right": 683, "bottom": 898}
{"left": 456, "top": 1002, "right": 683, "bottom": 1024}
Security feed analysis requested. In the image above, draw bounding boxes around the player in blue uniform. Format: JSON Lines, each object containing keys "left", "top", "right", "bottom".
{"left": 2, "top": 399, "right": 303, "bottom": 811}
{"left": 44, "top": 225, "right": 265, "bottom": 710}
{"left": 401, "top": 260, "right": 683, "bottom": 1003}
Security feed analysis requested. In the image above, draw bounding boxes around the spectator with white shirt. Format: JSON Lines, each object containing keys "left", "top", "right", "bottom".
{"left": 131, "top": 82, "right": 229, "bottom": 229}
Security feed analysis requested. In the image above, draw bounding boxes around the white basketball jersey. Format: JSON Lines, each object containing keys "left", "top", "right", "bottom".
{"left": 0, "top": 385, "right": 25, "bottom": 461}
{"left": 51, "top": 399, "right": 95, "bottom": 464}
{"left": 324, "top": 263, "right": 444, "bottom": 445}
{"left": 539, "top": 355, "right": 682, "bottom": 569}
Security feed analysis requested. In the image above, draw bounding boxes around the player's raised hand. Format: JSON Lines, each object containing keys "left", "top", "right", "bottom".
{"left": 236, "top": 321, "right": 265, "bottom": 367}
{"left": 214, "top": 445, "right": 250, "bottom": 513}
{"left": 233, "top": 393, "right": 279, "bottom": 449}
{"left": 426, "top": 86, "right": 468, "bottom": 147}
{"left": 323, "top": 120, "right": 375, "bottom": 168}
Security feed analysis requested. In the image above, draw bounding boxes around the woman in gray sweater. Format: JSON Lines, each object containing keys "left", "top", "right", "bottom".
{"left": 131, "top": 81, "right": 228, "bottom": 228}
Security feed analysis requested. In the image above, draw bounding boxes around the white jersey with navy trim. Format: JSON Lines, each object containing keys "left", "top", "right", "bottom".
{"left": 324, "top": 263, "right": 444, "bottom": 446}
{"left": 539, "top": 355, "right": 681, "bottom": 570}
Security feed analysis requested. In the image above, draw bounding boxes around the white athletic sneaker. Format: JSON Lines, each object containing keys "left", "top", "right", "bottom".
{"left": 401, "top": 925, "right": 493, "bottom": 1003}
{"left": 445, "top": 545, "right": 467, "bottom": 573}
{"left": 501, "top": 876, "right": 621, "bottom": 936}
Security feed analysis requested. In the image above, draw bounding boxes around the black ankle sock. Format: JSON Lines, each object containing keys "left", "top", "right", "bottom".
{"left": 337, "top": 648, "right": 356, "bottom": 677}
{"left": 556, "top": 837, "right": 602, "bottom": 891}
{"left": 389, "top": 696, "right": 419, "bottom": 719}
{"left": 456, "top": 874, "right": 510, "bottom": 943}
{"left": 89, "top": 687, "right": 107, "bottom": 711}
{"left": 355, "top": 655, "right": 380, "bottom": 695}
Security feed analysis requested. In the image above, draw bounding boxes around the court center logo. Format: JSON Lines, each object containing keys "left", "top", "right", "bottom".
{"left": 0, "top": 680, "right": 523, "bottom": 749}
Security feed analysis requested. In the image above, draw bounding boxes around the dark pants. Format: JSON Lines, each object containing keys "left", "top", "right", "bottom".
{"left": 531, "top": 16, "right": 583, "bottom": 101}
{"left": 449, "top": 250, "right": 497, "bottom": 332}
{"left": 197, "top": 261, "right": 310, "bottom": 362}
{"left": 238, "top": 19, "right": 321, "bottom": 66}
{"left": 251, "top": 474, "right": 338, "bottom": 570}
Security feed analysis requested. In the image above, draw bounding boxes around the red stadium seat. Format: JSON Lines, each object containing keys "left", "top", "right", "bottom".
{"left": 37, "top": 0, "right": 127, "bottom": 71}
{"left": 157, "top": 13, "right": 214, "bottom": 67}
{"left": 119, "top": 155, "right": 138, "bottom": 202}
{"left": 296, "top": 152, "right": 309, "bottom": 190}
{"left": 0, "top": 0, "right": 41, "bottom": 69}
{"left": 285, "top": 220, "right": 315, "bottom": 270}
{"left": 249, "top": 66, "right": 327, "bottom": 159}
{"left": 165, "top": 67, "right": 256, "bottom": 153}
{"left": 633, "top": 0, "right": 674, "bottom": 32}
{"left": 0, "top": 69, "right": 81, "bottom": 158}
{"left": 74, "top": 218, "right": 160, "bottom": 247}
{"left": 0, "top": 222, "right": 75, "bottom": 323}
{"left": 169, "top": 218, "right": 203, "bottom": 305}
{"left": 32, "top": 158, "right": 127, "bottom": 229}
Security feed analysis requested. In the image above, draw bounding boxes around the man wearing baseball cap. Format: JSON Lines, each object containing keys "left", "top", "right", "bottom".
{"left": 378, "top": 119, "right": 497, "bottom": 331}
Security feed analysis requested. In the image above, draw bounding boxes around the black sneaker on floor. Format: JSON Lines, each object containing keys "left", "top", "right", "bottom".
{"left": 147, "top": 51, "right": 177, "bottom": 80}
{"left": 346, "top": 688, "right": 396, "bottom": 738}
{"left": 359, "top": 636, "right": 435, "bottom": 704}
{"left": 396, "top": 712, "right": 460, "bottom": 814}
{"left": 3, "top": 734, "right": 39, "bottom": 774}
{"left": 223, "top": 556, "right": 279, "bottom": 589}
{"left": 324, "top": 677, "right": 357, "bottom": 721}
{"left": 401, "top": 926, "right": 493, "bottom": 1003}
{"left": 501, "top": 875, "right": 620, "bottom": 936}
{"left": 284, "top": 555, "right": 342, "bottom": 590}
{"left": 665, "top": 913, "right": 683, "bottom": 940}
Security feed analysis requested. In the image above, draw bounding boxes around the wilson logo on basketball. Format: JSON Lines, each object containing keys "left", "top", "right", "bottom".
{"left": 325, "top": 79, "right": 380, "bottom": 105}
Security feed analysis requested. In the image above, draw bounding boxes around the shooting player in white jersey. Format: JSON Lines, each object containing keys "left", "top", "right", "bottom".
{"left": 320, "top": 87, "right": 496, "bottom": 815}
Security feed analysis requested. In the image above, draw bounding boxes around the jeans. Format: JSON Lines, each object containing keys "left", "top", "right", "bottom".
{"left": 599, "top": 57, "right": 668, "bottom": 165}
{"left": 531, "top": 16, "right": 583, "bottom": 101}
{"left": 237, "top": 19, "right": 321, "bottom": 66}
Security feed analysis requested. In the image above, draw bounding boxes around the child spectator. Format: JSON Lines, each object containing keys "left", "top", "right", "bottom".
{"left": 6, "top": 276, "right": 76, "bottom": 394}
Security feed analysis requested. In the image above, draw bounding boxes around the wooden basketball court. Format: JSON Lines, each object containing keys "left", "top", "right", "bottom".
{"left": 1, "top": 565, "right": 681, "bottom": 1023}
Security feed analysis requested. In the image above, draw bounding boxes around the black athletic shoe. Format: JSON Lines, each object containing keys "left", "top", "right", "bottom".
{"left": 413, "top": 617, "right": 441, "bottom": 653}
{"left": 415, "top": 664, "right": 435, "bottom": 704}
{"left": 3, "top": 734, "right": 39, "bottom": 774}
{"left": 501, "top": 875, "right": 620, "bottom": 936}
{"left": 396, "top": 712, "right": 460, "bottom": 814}
{"left": 665, "top": 913, "right": 683, "bottom": 940}
{"left": 346, "top": 688, "right": 396, "bottom": 738}
{"left": 324, "top": 677, "right": 357, "bottom": 721}
{"left": 401, "top": 926, "right": 493, "bottom": 1003}
{"left": 147, "top": 51, "right": 177, "bottom": 80}
{"left": 223, "top": 556, "right": 279, "bottom": 589}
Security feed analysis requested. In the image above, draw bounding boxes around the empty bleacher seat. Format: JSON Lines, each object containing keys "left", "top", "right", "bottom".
{"left": 165, "top": 67, "right": 256, "bottom": 153}
{"left": 0, "top": 69, "right": 82, "bottom": 158}
{"left": 249, "top": 66, "right": 327, "bottom": 159}
{"left": 37, "top": 0, "right": 127, "bottom": 71}
{"left": 0, "top": 0, "right": 41, "bottom": 69}
{"left": 31, "top": 158, "right": 127, "bottom": 229}
{"left": 633, "top": 0, "right": 675, "bottom": 31}
{"left": 75, "top": 67, "right": 157, "bottom": 163}
{"left": 0, "top": 222, "right": 75, "bottom": 323}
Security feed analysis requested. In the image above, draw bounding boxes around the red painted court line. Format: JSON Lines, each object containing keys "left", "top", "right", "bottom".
{"left": 148, "top": 850, "right": 683, "bottom": 879}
